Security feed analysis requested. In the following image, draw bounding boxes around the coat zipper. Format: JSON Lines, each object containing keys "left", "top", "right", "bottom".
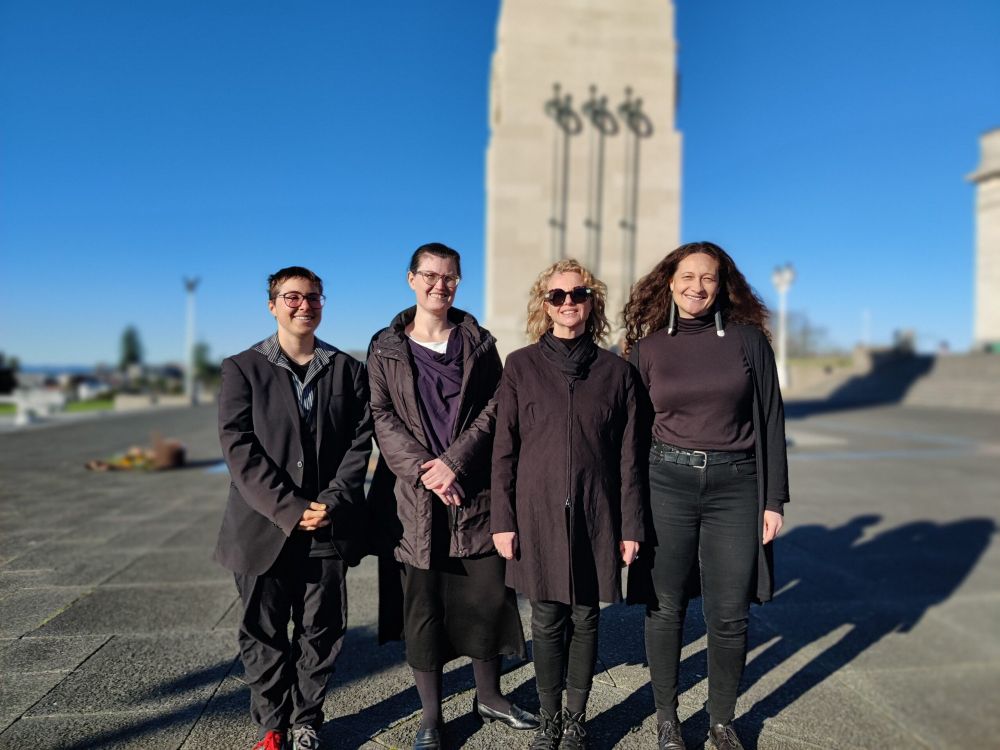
{"left": 448, "top": 333, "right": 483, "bottom": 552}
{"left": 565, "top": 380, "right": 575, "bottom": 601}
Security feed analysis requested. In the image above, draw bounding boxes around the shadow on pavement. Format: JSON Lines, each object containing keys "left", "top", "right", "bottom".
{"left": 737, "top": 515, "right": 992, "bottom": 748}
{"left": 36, "top": 514, "right": 994, "bottom": 749}
{"left": 325, "top": 651, "right": 536, "bottom": 748}
{"left": 49, "top": 658, "right": 240, "bottom": 750}
{"left": 592, "top": 514, "right": 994, "bottom": 748}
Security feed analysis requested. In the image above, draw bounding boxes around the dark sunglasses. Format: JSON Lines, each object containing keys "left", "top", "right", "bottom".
{"left": 544, "top": 286, "right": 593, "bottom": 305}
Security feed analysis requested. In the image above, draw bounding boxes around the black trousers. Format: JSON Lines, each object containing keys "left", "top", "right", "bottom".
{"left": 234, "top": 541, "right": 348, "bottom": 732}
{"left": 530, "top": 600, "right": 600, "bottom": 707}
{"left": 644, "top": 457, "right": 759, "bottom": 724}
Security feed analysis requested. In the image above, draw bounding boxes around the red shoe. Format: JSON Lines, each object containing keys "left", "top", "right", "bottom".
{"left": 253, "top": 730, "right": 285, "bottom": 750}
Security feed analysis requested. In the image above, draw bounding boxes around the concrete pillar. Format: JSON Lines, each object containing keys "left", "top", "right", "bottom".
{"left": 969, "top": 128, "right": 1000, "bottom": 351}
{"left": 485, "top": 0, "right": 682, "bottom": 356}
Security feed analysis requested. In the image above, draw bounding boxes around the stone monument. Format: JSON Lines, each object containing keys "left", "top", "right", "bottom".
{"left": 485, "top": 0, "right": 682, "bottom": 355}
{"left": 969, "top": 127, "right": 1000, "bottom": 351}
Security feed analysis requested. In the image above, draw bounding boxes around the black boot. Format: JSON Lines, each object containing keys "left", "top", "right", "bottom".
{"left": 708, "top": 722, "right": 744, "bottom": 750}
{"left": 560, "top": 709, "right": 586, "bottom": 750}
{"left": 529, "top": 708, "right": 562, "bottom": 750}
{"left": 657, "top": 718, "right": 686, "bottom": 750}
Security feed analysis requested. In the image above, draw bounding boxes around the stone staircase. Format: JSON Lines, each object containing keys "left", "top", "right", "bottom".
{"left": 784, "top": 353, "right": 1000, "bottom": 413}
{"left": 900, "top": 354, "right": 1000, "bottom": 411}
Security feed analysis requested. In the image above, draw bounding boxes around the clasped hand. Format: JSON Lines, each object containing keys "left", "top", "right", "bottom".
{"left": 297, "top": 501, "right": 329, "bottom": 531}
{"left": 420, "top": 457, "right": 465, "bottom": 506}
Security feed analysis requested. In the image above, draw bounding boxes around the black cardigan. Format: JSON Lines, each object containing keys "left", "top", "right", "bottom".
{"left": 626, "top": 322, "right": 789, "bottom": 604}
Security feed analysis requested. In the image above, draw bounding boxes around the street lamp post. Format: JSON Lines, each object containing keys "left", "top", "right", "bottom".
{"left": 183, "top": 277, "right": 200, "bottom": 405}
{"left": 771, "top": 263, "right": 795, "bottom": 390}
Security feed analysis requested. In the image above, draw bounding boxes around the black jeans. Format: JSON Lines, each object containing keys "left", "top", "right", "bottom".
{"left": 234, "top": 541, "right": 348, "bottom": 732}
{"left": 644, "top": 456, "right": 758, "bottom": 725}
{"left": 530, "top": 600, "right": 600, "bottom": 712}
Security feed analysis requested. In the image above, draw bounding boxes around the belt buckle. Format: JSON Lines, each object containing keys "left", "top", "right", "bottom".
{"left": 690, "top": 450, "right": 708, "bottom": 470}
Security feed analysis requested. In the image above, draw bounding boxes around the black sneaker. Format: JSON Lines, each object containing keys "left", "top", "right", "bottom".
{"left": 708, "top": 722, "right": 745, "bottom": 750}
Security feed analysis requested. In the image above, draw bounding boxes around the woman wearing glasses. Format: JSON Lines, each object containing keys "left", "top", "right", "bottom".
{"left": 216, "top": 266, "right": 372, "bottom": 750}
{"left": 491, "top": 259, "right": 645, "bottom": 750}
{"left": 367, "top": 243, "right": 534, "bottom": 750}
{"left": 623, "top": 242, "right": 789, "bottom": 750}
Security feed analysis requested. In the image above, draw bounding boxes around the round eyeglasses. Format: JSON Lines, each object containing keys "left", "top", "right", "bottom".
{"left": 413, "top": 270, "right": 461, "bottom": 288}
{"left": 273, "top": 292, "right": 326, "bottom": 309}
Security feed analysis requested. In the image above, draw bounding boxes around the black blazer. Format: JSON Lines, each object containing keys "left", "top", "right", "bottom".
{"left": 214, "top": 338, "right": 373, "bottom": 575}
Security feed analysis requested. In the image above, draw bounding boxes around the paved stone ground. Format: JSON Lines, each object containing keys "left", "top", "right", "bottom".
{"left": 1, "top": 402, "right": 998, "bottom": 749}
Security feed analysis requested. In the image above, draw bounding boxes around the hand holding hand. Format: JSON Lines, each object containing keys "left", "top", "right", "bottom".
{"left": 493, "top": 531, "right": 518, "bottom": 560}
{"left": 620, "top": 540, "right": 640, "bottom": 566}
{"left": 762, "top": 509, "right": 784, "bottom": 544}
{"left": 432, "top": 482, "right": 465, "bottom": 506}
{"left": 297, "top": 502, "right": 329, "bottom": 531}
{"left": 420, "top": 458, "right": 458, "bottom": 494}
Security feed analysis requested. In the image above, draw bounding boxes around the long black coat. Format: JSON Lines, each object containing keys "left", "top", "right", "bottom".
{"left": 490, "top": 343, "right": 645, "bottom": 606}
{"left": 366, "top": 307, "right": 503, "bottom": 568}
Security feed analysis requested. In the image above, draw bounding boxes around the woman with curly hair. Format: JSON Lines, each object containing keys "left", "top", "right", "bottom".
{"left": 492, "top": 259, "right": 645, "bottom": 750}
{"left": 623, "top": 242, "right": 790, "bottom": 750}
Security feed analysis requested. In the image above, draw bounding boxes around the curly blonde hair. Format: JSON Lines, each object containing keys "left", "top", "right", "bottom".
{"left": 525, "top": 259, "right": 610, "bottom": 343}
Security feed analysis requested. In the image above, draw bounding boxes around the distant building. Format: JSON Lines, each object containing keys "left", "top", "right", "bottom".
{"left": 485, "top": 0, "right": 682, "bottom": 355}
{"left": 969, "top": 127, "right": 1000, "bottom": 351}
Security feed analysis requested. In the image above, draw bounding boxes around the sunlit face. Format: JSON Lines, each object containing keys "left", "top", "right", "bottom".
{"left": 545, "top": 271, "right": 591, "bottom": 337}
{"left": 407, "top": 253, "right": 459, "bottom": 314}
{"left": 670, "top": 253, "right": 720, "bottom": 319}
{"left": 268, "top": 277, "right": 322, "bottom": 338}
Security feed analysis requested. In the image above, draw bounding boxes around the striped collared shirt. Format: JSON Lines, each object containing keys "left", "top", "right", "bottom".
{"left": 253, "top": 333, "right": 340, "bottom": 423}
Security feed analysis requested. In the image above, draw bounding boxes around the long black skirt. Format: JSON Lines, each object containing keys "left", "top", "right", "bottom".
{"left": 395, "top": 554, "right": 526, "bottom": 671}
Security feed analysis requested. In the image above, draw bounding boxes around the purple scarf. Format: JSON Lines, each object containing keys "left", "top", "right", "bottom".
{"left": 408, "top": 327, "right": 464, "bottom": 456}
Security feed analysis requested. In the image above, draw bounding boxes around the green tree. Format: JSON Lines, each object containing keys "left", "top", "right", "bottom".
{"left": 119, "top": 326, "right": 144, "bottom": 370}
{"left": 193, "top": 341, "right": 220, "bottom": 382}
{"left": 0, "top": 352, "right": 18, "bottom": 394}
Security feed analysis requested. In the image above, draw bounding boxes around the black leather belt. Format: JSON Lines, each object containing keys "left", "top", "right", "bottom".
{"left": 651, "top": 440, "right": 755, "bottom": 470}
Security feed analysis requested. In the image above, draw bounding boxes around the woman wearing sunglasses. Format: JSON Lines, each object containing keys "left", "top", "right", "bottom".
{"left": 367, "top": 243, "right": 534, "bottom": 750}
{"left": 491, "top": 259, "right": 645, "bottom": 750}
{"left": 623, "top": 242, "right": 789, "bottom": 750}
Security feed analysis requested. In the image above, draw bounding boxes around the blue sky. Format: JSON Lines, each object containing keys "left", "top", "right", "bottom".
{"left": 2, "top": 0, "right": 998, "bottom": 365}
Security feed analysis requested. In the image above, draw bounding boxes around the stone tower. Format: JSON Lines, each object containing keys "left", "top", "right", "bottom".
{"left": 970, "top": 128, "right": 1000, "bottom": 351}
{"left": 485, "top": 0, "right": 682, "bottom": 356}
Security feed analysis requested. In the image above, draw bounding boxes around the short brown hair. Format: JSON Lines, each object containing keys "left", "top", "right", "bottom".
{"left": 525, "top": 259, "right": 610, "bottom": 343}
{"left": 267, "top": 266, "right": 323, "bottom": 299}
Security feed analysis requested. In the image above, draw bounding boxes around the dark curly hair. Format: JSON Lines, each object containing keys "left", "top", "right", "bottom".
{"left": 622, "top": 241, "right": 770, "bottom": 354}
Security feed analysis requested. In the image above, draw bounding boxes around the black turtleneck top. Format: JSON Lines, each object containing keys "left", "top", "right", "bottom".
{"left": 636, "top": 314, "right": 755, "bottom": 452}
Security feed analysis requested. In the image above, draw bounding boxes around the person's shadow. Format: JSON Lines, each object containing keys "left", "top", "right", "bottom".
{"left": 722, "top": 515, "right": 993, "bottom": 748}
{"left": 590, "top": 514, "right": 995, "bottom": 748}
